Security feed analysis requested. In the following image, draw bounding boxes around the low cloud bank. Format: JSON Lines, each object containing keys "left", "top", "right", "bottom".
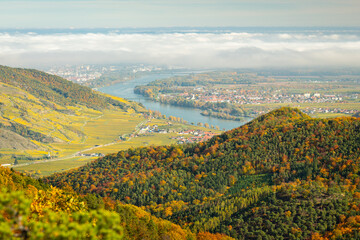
{"left": 1, "top": 30, "right": 360, "bottom": 68}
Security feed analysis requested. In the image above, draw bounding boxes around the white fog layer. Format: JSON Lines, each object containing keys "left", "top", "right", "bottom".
{"left": 1, "top": 30, "right": 360, "bottom": 68}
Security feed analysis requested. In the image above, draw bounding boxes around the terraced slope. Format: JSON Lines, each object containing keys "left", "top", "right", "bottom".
{"left": 0, "top": 65, "right": 145, "bottom": 163}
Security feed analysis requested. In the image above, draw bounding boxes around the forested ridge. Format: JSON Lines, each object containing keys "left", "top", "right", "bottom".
{"left": 0, "top": 165, "right": 233, "bottom": 239}
{"left": 46, "top": 107, "right": 360, "bottom": 239}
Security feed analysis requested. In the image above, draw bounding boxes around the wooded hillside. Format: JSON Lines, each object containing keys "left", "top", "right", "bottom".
{"left": 46, "top": 107, "right": 360, "bottom": 239}
{"left": 0, "top": 166, "right": 233, "bottom": 239}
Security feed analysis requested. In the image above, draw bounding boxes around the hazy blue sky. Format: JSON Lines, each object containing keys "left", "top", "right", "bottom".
{"left": 0, "top": 0, "right": 359, "bottom": 28}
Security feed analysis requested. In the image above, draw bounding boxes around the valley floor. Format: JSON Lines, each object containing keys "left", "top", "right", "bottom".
{"left": 2, "top": 110, "right": 220, "bottom": 176}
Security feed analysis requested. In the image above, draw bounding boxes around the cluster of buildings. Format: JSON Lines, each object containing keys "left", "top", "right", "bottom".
{"left": 175, "top": 88, "right": 349, "bottom": 105}
{"left": 302, "top": 108, "right": 358, "bottom": 115}
{"left": 46, "top": 64, "right": 164, "bottom": 84}
{"left": 76, "top": 152, "right": 105, "bottom": 157}
{"left": 46, "top": 65, "right": 104, "bottom": 83}
{"left": 164, "top": 86, "right": 359, "bottom": 117}
{"left": 138, "top": 125, "right": 169, "bottom": 134}
{"left": 137, "top": 124, "right": 218, "bottom": 144}
{"left": 172, "top": 130, "right": 218, "bottom": 144}
{"left": 131, "top": 65, "right": 163, "bottom": 73}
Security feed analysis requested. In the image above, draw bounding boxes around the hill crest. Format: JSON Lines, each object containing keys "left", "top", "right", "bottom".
{"left": 0, "top": 65, "right": 137, "bottom": 110}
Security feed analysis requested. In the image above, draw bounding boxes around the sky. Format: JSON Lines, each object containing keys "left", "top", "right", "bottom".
{"left": 0, "top": 0, "right": 359, "bottom": 28}
{"left": 1, "top": 1, "right": 360, "bottom": 69}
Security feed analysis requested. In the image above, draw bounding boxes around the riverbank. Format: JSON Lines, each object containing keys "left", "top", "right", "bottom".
{"left": 99, "top": 74, "right": 252, "bottom": 130}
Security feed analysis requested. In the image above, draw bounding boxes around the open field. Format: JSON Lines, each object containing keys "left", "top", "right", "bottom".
{"left": 81, "top": 133, "right": 180, "bottom": 154}
{"left": 246, "top": 102, "right": 360, "bottom": 111}
{"left": 48, "top": 110, "right": 144, "bottom": 157}
{"left": 14, "top": 156, "right": 96, "bottom": 176}
{"left": 82, "top": 111, "right": 143, "bottom": 145}
{"left": 11, "top": 134, "right": 176, "bottom": 176}
{"left": 1, "top": 109, "right": 144, "bottom": 161}
{"left": 312, "top": 113, "right": 348, "bottom": 118}
{"left": 244, "top": 102, "right": 359, "bottom": 118}
{"left": 5, "top": 109, "right": 146, "bottom": 172}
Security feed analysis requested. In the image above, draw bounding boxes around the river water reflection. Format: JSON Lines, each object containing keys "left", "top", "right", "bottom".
{"left": 99, "top": 74, "right": 252, "bottom": 130}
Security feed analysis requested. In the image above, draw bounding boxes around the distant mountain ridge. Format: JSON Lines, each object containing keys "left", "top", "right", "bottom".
{"left": 46, "top": 107, "right": 360, "bottom": 239}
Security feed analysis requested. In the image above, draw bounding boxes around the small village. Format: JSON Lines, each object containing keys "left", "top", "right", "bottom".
{"left": 76, "top": 152, "right": 105, "bottom": 157}
{"left": 137, "top": 124, "right": 218, "bottom": 144}
{"left": 159, "top": 86, "right": 359, "bottom": 116}
{"left": 171, "top": 130, "right": 218, "bottom": 144}
{"left": 171, "top": 88, "right": 353, "bottom": 106}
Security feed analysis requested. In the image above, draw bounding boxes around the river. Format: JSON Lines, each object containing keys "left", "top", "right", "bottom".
{"left": 99, "top": 74, "right": 252, "bottom": 130}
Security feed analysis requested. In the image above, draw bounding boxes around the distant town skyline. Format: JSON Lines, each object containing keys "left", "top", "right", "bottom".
{"left": 0, "top": 0, "right": 359, "bottom": 28}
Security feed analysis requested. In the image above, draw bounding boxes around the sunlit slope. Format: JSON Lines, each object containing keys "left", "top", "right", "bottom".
{"left": 46, "top": 107, "right": 360, "bottom": 239}
{"left": 0, "top": 65, "right": 132, "bottom": 109}
{"left": 0, "top": 65, "right": 145, "bottom": 162}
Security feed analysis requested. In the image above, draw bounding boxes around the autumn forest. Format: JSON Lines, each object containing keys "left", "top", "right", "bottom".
{"left": 45, "top": 107, "right": 360, "bottom": 239}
